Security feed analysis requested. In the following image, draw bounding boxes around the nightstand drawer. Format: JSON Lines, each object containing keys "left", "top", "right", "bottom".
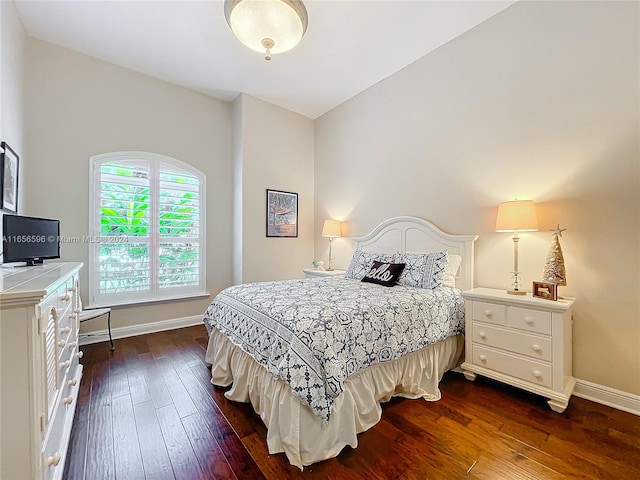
{"left": 507, "top": 306, "right": 551, "bottom": 335}
{"left": 472, "top": 345, "right": 552, "bottom": 388}
{"left": 472, "top": 322, "right": 552, "bottom": 362}
{"left": 472, "top": 301, "right": 506, "bottom": 325}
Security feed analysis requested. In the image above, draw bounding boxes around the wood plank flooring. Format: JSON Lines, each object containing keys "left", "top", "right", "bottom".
{"left": 64, "top": 325, "right": 640, "bottom": 479}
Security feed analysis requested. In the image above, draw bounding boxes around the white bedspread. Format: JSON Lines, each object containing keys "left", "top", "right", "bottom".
{"left": 203, "top": 277, "right": 464, "bottom": 421}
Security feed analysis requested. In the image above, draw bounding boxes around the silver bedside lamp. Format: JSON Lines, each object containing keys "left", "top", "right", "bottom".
{"left": 321, "top": 220, "right": 342, "bottom": 271}
{"left": 496, "top": 200, "right": 538, "bottom": 295}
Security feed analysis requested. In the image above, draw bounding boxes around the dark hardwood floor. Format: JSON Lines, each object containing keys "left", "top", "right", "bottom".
{"left": 64, "top": 325, "right": 640, "bottom": 479}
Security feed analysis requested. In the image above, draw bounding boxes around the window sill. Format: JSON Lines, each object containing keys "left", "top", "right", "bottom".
{"left": 87, "top": 292, "right": 211, "bottom": 309}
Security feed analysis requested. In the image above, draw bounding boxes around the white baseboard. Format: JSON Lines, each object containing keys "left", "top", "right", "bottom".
{"left": 79, "top": 319, "right": 640, "bottom": 418}
{"left": 574, "top": 378, "right": 640, "bottom": 417}
{"left": 78, "top": 314, "right": 203, "bottom": 346}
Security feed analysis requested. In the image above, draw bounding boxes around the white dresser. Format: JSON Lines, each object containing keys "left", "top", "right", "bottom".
{"left": 461, "top": 287, "right": 575, "bottom": 413}
{"left": 0, "top": 262, "right": 83, "bottom": 480}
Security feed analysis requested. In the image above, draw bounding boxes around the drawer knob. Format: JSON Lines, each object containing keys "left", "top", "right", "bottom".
{"left": 478, "top": 332, "right": 486, "bottom": 340}
{"left": 68, "top": 378, "right": 78, "bottom": 387}
{"left": 60, "top": 360, "right": 71, "bottom": 369}
{"left": 63, "top": 396, "right": 73, "bottom": 405}
{"left": 67, "top": 286, "right": 77, "bottom": 292}
{"left": 46, "top": 452, "right": 61, "bottom": 467}
{"left": 525, "top": 317, "right": 534, "bottom": 325}
{"left": 60, "top": 294, "right": 70, "bottom": 302}
{"left": 60, "top": 326, "right": 71, "bottom": 334}
{"left": 532, "top": 370, "right": 542, "bottom": 379}
{"left": 479, "top": 354, "right": 487, "bottom": 362}
{"left": 58, "top": 340, "right": 66, "bottom": 348}
{"left": 531, "top": 344, "right": 541, "bottom": 352}
{"left": 68, "top": 341, "right": 77, "bottom": 347}
{"left": 484, "top": 310, "right": 492, "bottom": 317}
{"left": 77, "top": 351, "right": 84, "bottom": 359}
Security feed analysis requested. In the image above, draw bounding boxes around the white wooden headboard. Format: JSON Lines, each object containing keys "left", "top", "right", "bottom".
{"left": 352, "top": 216, "right": 478, "bottom": 291}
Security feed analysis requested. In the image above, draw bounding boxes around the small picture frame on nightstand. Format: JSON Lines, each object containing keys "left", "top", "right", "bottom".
{"left": 533, "top": 281, "right": 558, "bottom": 301}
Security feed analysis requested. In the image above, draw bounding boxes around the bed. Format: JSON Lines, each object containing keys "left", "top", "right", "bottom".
{"left": 203, "top": 216, "right": 477, "bottom": 469}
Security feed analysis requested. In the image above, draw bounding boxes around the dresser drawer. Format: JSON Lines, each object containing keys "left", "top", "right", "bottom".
{"left": 472, "top": 345, "right": 552, "bottom": 389}
{"left": 472, "top": 322, "right": 552, "bottom": 362}
{"left": 472, "top": 301, "right": 506, "bottom": 326}
{"left": 41, "top": 363, "right": 81, "bottom": 480}
{"left": 507, "top": 306, "right": 551, "bottom": 335}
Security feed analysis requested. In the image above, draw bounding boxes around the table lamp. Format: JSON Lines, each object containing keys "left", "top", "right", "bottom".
{"left": 496, "top": 200, "right": 538, "bottom": 295}
{"left": 322, "top": 220, "right": 342, "bottom": 271}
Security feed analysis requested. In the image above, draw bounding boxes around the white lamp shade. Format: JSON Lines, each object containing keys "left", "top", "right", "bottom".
{"left": 322, "top": 220, "right": 341, "bottom": 238}
{"left": 496, "top": 200, "right": 538, "bottom": 232}
{"left": 225, "top": 0, "right": 308, "bottom": 55}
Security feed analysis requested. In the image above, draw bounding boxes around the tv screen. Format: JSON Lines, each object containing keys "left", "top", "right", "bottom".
{"left": 2, "top": 215, "right": 60, "bottom": 266}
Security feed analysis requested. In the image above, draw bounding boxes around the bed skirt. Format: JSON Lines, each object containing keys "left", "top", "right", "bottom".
{"left": 205, "top": 328, "right": 464, "bottom": 469}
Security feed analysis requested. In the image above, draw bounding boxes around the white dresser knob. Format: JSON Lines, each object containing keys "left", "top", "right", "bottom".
{"left": 67, "top": 286, "right": 77, "bottom": 292}
{"left": 57, "top": 340, "right": 66, "bottom": 348}
{"left": 484, "top": 310, "right": 492, "bottom": 317}
{"left": 60, "top": 294, "right": 70, "bottom": 302}
{"left": 68, "top": 378, "right": 78, "bottom": 387}
{"left": 532, "top": 370, "right": 542, "bottom": 378}
{"left": 478, "top": 332, "right": 486, "bottom": 340}
{"left": 59, "top": 360, "right": 71, "bottom": 369}
{"left": 69, "top": 313, "right": 76, "bottom": 321}
{"left": 77, "top": 351, "right": 84, "bottom": 359}
{"left": 531, "top": 344, "right": 541, "bottom": 352}
{"left": 525, "top": 317, "right": 534, "bottom": 325}
{"left": 46, "top": 452, "right": 61, "bottom": 467}
{"left": 63, "top": 396, "right": 73, "bottom": 405}
{"left": 68, "top": 341, "right": 77, "bottom": 347}
{"left": 60, "top": 326, "right": 71, "bottom": 334}
{"left": 74, "top": 308, "right": 81, "bottom": 314}
{"left": 479, "top": 354, "right": 487, "bottom": 362}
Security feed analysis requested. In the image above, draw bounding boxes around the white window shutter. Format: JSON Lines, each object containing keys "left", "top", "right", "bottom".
{"left": 88, "top": 152, "right": 206, "bottom": 307}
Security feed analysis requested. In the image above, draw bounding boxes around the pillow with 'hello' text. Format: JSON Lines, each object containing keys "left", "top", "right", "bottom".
{"left": 361, "top": 261, "right": 406, "bottom": 287}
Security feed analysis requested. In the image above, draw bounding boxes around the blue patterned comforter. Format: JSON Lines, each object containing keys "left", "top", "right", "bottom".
{"left": 203, "top": 277, "right": 464, "bottom": 421}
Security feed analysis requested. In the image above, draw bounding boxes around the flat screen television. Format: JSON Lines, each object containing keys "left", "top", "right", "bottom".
{"left": 2, "top": 215, "right": 60, "bottom": 266}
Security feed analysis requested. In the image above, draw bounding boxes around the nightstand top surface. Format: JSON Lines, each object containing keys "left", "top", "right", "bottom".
{"left": 463, "top": 287, "right": 575, "bottom": 311}
{"left": 302, "top": 268, "right": 346, "bottom": 276}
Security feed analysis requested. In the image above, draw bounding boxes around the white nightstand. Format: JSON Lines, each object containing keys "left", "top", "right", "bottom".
{"left": 461, "top": 287, "right": 575, "bottom": 413}
{"left": 303, "top": 268, "right": 346, "bottom": 278}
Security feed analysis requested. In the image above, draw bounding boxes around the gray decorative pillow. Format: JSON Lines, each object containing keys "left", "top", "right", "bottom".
{"left": 397, "top": 250, "right": 448, "bottom": 289}
{"left": 345, "top": 250, "right": 396, "bottom": 280}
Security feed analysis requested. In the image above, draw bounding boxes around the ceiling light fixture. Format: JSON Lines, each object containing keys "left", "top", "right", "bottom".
{"left": 224, "top": 0, "right": 308, "bottom": 61}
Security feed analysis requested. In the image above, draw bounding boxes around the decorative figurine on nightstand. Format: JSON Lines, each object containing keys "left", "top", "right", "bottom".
{"left": 311, "top": 260, "right": 325, "bottom": 270}
{"left": 543, "top": 224, "right": 567, "bottom": 287}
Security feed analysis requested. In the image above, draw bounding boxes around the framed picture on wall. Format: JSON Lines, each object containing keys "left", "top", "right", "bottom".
{"left": 0, "top": 142, "right": 19, "bottom": 213}
{"left": 266, "top": 189, "right": 298, "bottom": 237}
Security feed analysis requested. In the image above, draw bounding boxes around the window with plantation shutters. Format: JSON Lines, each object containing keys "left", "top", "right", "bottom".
{"left": 88, "top": 152, "right": 206, "bottom": 307}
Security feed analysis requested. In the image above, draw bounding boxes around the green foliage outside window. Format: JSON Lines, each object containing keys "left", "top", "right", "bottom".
{"left": 99, "top": 163, "right": 200, "bottom": 294}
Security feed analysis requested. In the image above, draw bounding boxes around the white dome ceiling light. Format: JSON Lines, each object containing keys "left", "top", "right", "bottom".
{"left": 224, "top": 0, "right": 309, "bottom": 61}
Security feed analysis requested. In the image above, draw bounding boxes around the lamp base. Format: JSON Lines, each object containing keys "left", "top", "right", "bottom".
{"left": 507, "top": 289, "right": 527, "bottom": 295}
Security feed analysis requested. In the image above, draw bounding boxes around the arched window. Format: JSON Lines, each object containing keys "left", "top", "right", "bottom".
{"left": 88, "top": 152, "right": 206, "bottom": 307}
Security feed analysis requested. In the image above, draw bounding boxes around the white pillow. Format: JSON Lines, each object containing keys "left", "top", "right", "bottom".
{"left": 442, "top": 254, "right": 462, "bottom": 287}
{"left": 345, "top": 250, "right": 396, "bottom": 280}
{"left": 396, "top": 250, "right": 448, "bottom": 289}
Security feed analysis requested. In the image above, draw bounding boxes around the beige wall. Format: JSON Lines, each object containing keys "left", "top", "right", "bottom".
{"left": 314, "top": 1, "right": 640, "bottom": 395}
{"left": 0, "top": 0, "right": 28, "bottom": 469}
{"left": 234, "top": 94, "right": 315, "bottom": 283}
{"left": 0, "top": 0, "right": 25, "bottom": 218}
{"left": 23, "top": 39, "right": 234, "bottom": 331}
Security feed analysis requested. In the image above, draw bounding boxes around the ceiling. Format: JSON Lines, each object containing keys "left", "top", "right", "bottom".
{"left": 15, "top": 0, "right": 516, "bottom": 119}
